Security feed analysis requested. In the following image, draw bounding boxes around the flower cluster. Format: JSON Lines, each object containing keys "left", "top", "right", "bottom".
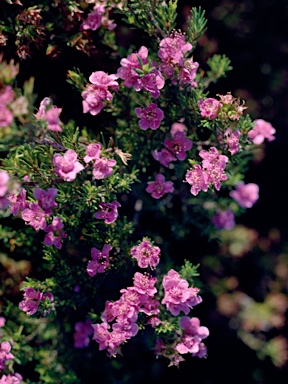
{"left": 92, "top": 272, "right": 160, "bottom": 357}
{"left": 35, "top": 97, "right": 62, "bottom": 132}
{"left": 82, "top": 71, "right": 119, "bottom": 115}
{"left": 185, "top": 147, "right": 228, "bottom": 195}
{"left": 198, "top": 93, "right": 246, "bottom": 121}
{"left": 84, "top": 143, "right": 116, "bottom": 179}
{"left": 0, "top": 170, "right": 9, "bottom": 209}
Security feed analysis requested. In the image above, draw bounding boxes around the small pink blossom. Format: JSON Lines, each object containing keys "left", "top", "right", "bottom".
{"left": 0, "top": 86, "right": 14, "bottom": 104}
{"left": 45, "top": 107, "right": 62, "bottom": 132}
{"left": 164, "top": 131, "right": 193, "bottom": 160}
{"left": 0, "top": 373, "right": 23, "bottom": 384}
{"left": 82, "top": 5, "right": 105, "bottom": 31}
{"left": 248, "top": 119, "right": 276, "bottom": 144}
{"left": 7, "top": 189, "right": 28, "bottom": 216}
{"left": 212, "top": 210, "right": 235, "bottom": 230}
{"left": 33, "top": 187, "right": 58, "bottom": 214}
{"left": 0, "top": 341, "right": 14, "bottom": 370}
{"left": 178, "top": 58, "right": 199, "bottom": 87}
{"left": 84, "top": 143, "right": 102, "bottom": 163}
{"left": 87, "top": 244, "right": 112, "bottom": 276}
{"left": 0, "top": 170, "right": 9, "bottom": 197}
{"left": 133, "top": 272, "right": 158, "bottom": 297}
{"left": 94, "top": 201, "right": 120, "bottom": 224}
{"left": 224, "top": 128, "right": 241, "bottom": 155}
{"left": 170, "top": 122, "right": 186, "bottom": 136}
{"left": 89, "top": 71, "right": 118, "bottom": 92}
{"left": 53, "top": 149, "right": 84, "bottom": 181}
{"left": 92, "top": 157, "right": 116, "bottom": 179}
{"left": 130, "top": 240, "right": 160, "bottom": 270}
{"left": 35, "top": 97, "right": 50, "bottom": 120}
{"left": 185, "top": 164, "right": 209, "bottom": 196}
{"left": 22, "top": 203, "right": 47, "bottom": 231}
{"left": 135, "top": 103, "right": 164, "bottom": 130}
{"left": 0, "top": 317, "right": 5, "bottom": 327}
{"left": 146, "top": 174, "right": 174, "bottom": 199}
{"left": 230, "top": 182, "right": 259, "bottom": 208}
{"left": 176, "top": 316, "right": 209, "bottom": 356}
{"left": 44, "top": 216, "right": 67, "bottom": 249}
{"left": 0, "top": 104, "right": 13, "bottom": 127}
{"left": 153, "top": 148, "right": 176, "bottom": 167}
{"left": 117, "top": 46, "right": 148, "bottom": 88}
{"left": 18, "top": 288, "right": 43, "bottom": 315}
{"left": 198, "top": 98, "right": 222, "bottom": 120}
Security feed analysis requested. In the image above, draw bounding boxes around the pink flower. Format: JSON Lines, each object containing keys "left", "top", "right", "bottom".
{"left": 0, "top": 317, "right": 5, "bottom": 327}
{"left": 176, "top": 316, "right": 209, "bottom": 356}
{"left": 178, "top": 58, "right": 199, "bottom": 87}
{"left": 0, "top": 341, "right": 14, "bottom": 370}
{"left": 138, "top": 70, "right": 165, "bottom": 98}
{"left": 74, "top": 320, "right": 93, "bottom": 348}
{"left": 0, "top": 170, "right": 9, "bottom": 197}
{"left": 44, "top": 216, "right": 67, "bottom": 249}
{"left": 158, "top": 32, "right": 192, "bottom": 78}
{"left": 18, "top": 288, "right": 43, "bottom": 315}
{"left": 84, "top": 143, "right": 102, "bottom": 163}
{"left": 130, "top": 240, "right": 160, "bottom": 269}
{"left": 230, "top": 182, "right": 259, "bottom": 208}
{"left": 212, "top": 210, "right": 235, "bottom": 230}
{"left": 82, "top": 5, "right": 105, "bottom": 31}
{"left": 162, "top": 269, "right": 202, "bottom": 316}
{"left": 19, "top": 288, "right": 54, "bottom": 316}
{"left": 94, "top": 201, "right": 120, "bottom": 224}
{"left": 35, "top": 97, "right": 50, "bottom": 120}
{"left": 92, "top": 157, "right": 116, "bottom": 179}
{"left": 135, "top": 103, "right": 164, "bottom": 130}
{"left": 170, "top": 122, "right": 186, "bottom": 136}
{"left": 0, "top": 373, "right": 23, "bottom": 384}
{"left": 146, "top": 174, "right": 174, "bottom": 199}
{"left": 0, "top": 104, "right": 13, "bottom": 127}
{"left": 87, "top": 244, "right": 112, "bottom": 276}
{"left": 164, "top": 131, "right": 193, "bottom": 160}
{"left": 22, "top": 203, "right": 47, "bottom": 231}
{"left": 153, "top": 148, "right": 176, "bottom": 167}
{"left": 0, "top": 86, "right": 14, "bottom": 104}
{"left": 53, "top": 149, "right": 84, "bottom": 181}
{"left": 224, "top": 128, "right": 241, "bottom": 155}
{"left": 45, "top": 107, "right": 62, "bottom": 132}
{"left": 248, "top": 119, "right": 276, "bottom": 144}
{"left": 82, "top": 71, "right": 118, "bottom": 116}
{"left": 198, "top": 98, "right": 222, "bottom": 119}
{"left": 185, "top": 164, "right": 209, "bottom": 196}
{"left": 7, "top": 189, "right": 28, "bottom": 216}
{"left": 33, "top": 187, "right": 58, "bottom": 214}
{"left": 133, "top": 272, "right": 157, "bottom": 297}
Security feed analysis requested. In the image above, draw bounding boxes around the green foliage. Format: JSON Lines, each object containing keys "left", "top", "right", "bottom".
{"left": 187, "top": 7, "right": 208, "bottom": 49}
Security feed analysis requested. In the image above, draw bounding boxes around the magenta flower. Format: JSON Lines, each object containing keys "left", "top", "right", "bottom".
{"left": 185, "top": 164, "right": 209, "bottom": 196}
{"left": 44, "top": 216, "right": 67, "bottom": 249}
{"left": 198, "top": 98, "right": 222, "bottom": 119}
{"left": 18, "top": 288, "right": 43, "bottom": 315}
{"left": 212, "top": 210, "right": 235, "bottom": 230}
{"left": 162, "top": 269, "right": 202, "bottom": 316}
{"left": 146, "top": 174, "right": 174, "bottom": 199}
{"left": 0, "top": 85, "right": 14, "bottom": 104}
{"left": 89, "top": 71, "right": 119, "bottom": 92}
{"left": 87, "top": 244, "right": 112, "bottom": 276}
{"left": 164, "top": 131, "right": 193, "bottom": 160}
{"left": 230, "top": 182, "right": 259, "bottom": 208}
{"left": 35, "top": 97, "right": 50, "bottom": 120}
{"left": 133, "top": 272, "right": 158, "bottom": 297}
{"left": 93, "top": 157, "right": 117, "bottom": 179}
{"left": 19, "top": 288, "right": 54, "bottom": 316}
{"left": 130, "top": 240, "right": 160, "bottom": 270}
{"left": 0, "top": 170, "right": 9, "bottom": 197}
{"left": 178, "top": 58, "right": 199, "bottom": 87}
{"left": 170, "top": 122, "right": 186, "bottom": 136}
{"left": 135, "top": 103, "right": 164, "bottom": 130}
{"left": 7, "top": 189, "right": 28, "bottom": 216}
{"left": 33, "top": 187, "right": 58, "bottom": 214}
{"left": 82, "top": 5, "right": 105, "bottom": 31}
{"left": 53, "top": 149, "right": 84, "bottom": 181}
{"left": 248, "top": 119, "right": 276, "bottom": 144}
{"left": 0, "top": 373, "right": 23, "bottom": 384}
{"left": 153, "top": 148, "right": 176, "bottom": 167}
{"left": 94, "top": 201, "right": 120, "bottom": 224}
{"left": 0, "top": 341, "right": 14, "bottom": 370}
{"left": 22, "top": 203, "right": 47, "bottom": 231}
{"left": 224, "top": 128, "right": 241, "bottom": 155}
{"left": 176, "top": 316, "right": 209, "bottom": 356}
{"left": 84, "top": 143, "right": 102, "bottom": 163}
